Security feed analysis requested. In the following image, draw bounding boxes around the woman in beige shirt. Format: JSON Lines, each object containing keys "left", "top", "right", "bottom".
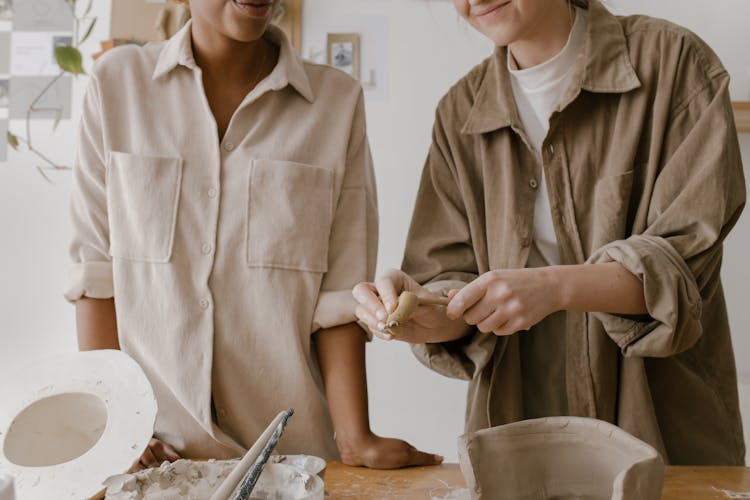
{"left": 354, "top": 0, "right": 746, "bottom": 465}
{"left": 67, "top": 0, "right": 440, "bottom": 469}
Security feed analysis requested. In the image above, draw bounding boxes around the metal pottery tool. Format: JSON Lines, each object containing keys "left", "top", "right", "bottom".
{"left": 209, "top": 408, "right": 295, "bottom": 500}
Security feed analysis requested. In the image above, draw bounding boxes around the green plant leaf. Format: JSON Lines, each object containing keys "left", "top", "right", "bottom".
{"left": 6, "top": 131, "right": 19, "bottom": 150}
{"left": 54, "top": 45, "right": 86, "bottom": 75}
{"left": 83, "top": 0, "right": 94, "bottom": 16}
{"left": 80, "top": 17, "right": 97, "bottom": 45}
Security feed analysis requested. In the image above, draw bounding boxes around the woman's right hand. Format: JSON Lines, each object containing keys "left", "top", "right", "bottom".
{"left": 352, "top": 269, "right": 469, "bottom": 343}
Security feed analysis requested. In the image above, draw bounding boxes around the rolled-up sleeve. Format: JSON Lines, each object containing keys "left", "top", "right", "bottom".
{"left": 65, "top": 74, "right": 113, "bottom": 302}
{"left": 588, "top": 71, "right": 745, "bottom": 358}
{"left": 403, "top": 106, "right": 493, "bottom": 381}
{"left": 311, "top": 90, "right": 378, "bottom": 333}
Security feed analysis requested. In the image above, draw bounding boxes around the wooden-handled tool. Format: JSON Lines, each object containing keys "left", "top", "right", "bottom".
{"left": 385, "top": 291, "right": 450, "bottom": 331}
{"left": 209, "top": 409, "right": 294, "bottom": 500}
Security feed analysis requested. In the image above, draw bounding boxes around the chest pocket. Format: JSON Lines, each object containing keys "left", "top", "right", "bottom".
{"left": 106, "top": 151, "right": 183, "bottom": 262}
{"left": 246, "top": 159, "right": 334, "bottom": 273}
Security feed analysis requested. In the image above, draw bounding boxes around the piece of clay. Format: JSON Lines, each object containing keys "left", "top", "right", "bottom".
{"left": 385, "top": 291, "right": 450, "bottom": 332}
{"left": 457, "top": 416, "right": 664, "bottom": 500}
{"left": 271, "top": 455, "right": 326, "bottom": 479}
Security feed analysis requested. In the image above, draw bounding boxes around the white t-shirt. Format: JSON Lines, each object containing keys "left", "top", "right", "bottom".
{"left": 508, "top": 8, "right": 587, "bottom": 266}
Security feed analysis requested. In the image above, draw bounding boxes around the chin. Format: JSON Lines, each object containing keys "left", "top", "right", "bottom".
{"left": 227, "top": 26, "right": 267, "bottom": 42}
{"left": 476, "top": 22, "right": 523, "bottom": 47}
{"left": 222, "top": 17, "right": 270, "bottom": 42}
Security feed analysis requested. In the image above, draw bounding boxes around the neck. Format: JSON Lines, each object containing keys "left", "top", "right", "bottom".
{"left": 191, "top": 19, "right": 270, "bottom": 83}
{"left": 509, "top": 2, "right": 575, "bottom": 69}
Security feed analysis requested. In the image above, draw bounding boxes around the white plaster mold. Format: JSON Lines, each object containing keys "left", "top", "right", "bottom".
{"left": 0, "top": 350, "right": 157, "bottom": 500}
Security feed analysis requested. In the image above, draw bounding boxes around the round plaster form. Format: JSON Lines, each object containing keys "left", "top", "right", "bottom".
{"left": 0, "top": 350, "right": 157, "bottom": 499}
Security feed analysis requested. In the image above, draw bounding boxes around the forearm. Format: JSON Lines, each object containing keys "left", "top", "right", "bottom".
{"left": 313, "top": 322, "right": 372, "bottom": 456}
{"left": 76, "top": 297, "right": 120, "bottom": 350}
{"left": 554, "top": 262, "right": 647, "bottom": 315}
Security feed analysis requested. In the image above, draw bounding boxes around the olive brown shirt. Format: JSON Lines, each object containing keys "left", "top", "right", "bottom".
{"left": 405, "top": 0, "right": 746, "bottom": 465}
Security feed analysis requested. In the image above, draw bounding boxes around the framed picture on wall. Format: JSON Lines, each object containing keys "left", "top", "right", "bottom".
{"left": 327, "top": 33, "right": 360, "bottom": 81}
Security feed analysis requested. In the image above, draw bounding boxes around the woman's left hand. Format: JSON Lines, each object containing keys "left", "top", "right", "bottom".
{"left": 446, "top": 267, "right": 562, "bottom": 336}
{"left": 337, "top": 432, "right": 443, "bottom": 470}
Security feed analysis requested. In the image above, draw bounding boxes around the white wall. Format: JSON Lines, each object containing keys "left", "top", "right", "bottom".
{"left": 1, "top": 0, "right": 749, "bottom": 464}
{"left": 0, "top": 3, "right": 111, "bottom": 371}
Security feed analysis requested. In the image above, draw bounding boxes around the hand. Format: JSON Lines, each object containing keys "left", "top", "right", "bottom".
{"left": 337, "top": 432, "right": 443, "bottom": 469}
{"left": 352, "top": 269, "right": 468, "bottom": 343}
{"left": 446, "top": 267, "right": 562, "bottom": 336}
{"left": 133, "top": 437, "right": 181, "bottom": 470}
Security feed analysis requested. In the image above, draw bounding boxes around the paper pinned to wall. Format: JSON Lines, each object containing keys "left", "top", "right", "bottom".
{"left": 11, "top": 31, "right": 72, "bottom": 76}
{"left": 12, "top": 0, "right": 74, "bottom": 32}
{"left": 0, "top": 0, "right": 9, "bottom": 162}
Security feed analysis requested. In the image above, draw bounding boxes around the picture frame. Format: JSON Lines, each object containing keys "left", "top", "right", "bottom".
{"left": 327, "top": 33, "right": 360, "bottom": 81}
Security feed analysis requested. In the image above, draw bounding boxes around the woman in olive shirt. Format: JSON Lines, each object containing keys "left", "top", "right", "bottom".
{"left": 354, "top": 0, "right": 745, "bottom": 465}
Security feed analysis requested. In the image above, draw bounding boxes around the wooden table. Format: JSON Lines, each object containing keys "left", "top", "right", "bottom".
{"left": 324, "top": 462, "right": 750, "bottom": 499}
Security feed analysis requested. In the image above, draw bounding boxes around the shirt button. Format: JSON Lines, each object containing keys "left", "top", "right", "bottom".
{"left": 207, "top": 187, "right": 218, "bottom": 198}
{"left": 201, "top": 243, "right": 213, "bottom": 255}
{"left": 224, "top": 142, "right": 234, "bottom": 151}
{"left": 218, "top": 408, "right": 228, "bottom": 419}
{"left": 548, "top": 144, "right": 555, "bottom": 155}
{"left": 521, "top": 236, "right": 531, "bottom": 248}
{"left": 199, "top": 298, "right": 210, "bottom": 309}
{"left": 529, "top": 179, "right": 538, "bottom": 189}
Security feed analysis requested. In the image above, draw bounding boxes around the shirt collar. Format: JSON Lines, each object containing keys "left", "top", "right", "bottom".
{"left": 152, "top": 21, "right": 315, "bottom": 103}
{"left": 462, "top": 0, "right": 640, "bottom": 135}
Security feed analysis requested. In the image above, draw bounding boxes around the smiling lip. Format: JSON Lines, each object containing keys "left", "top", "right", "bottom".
{"left": 475, "top": 1, "right": 511, "bottom": 18}
{"left": 232, "top": 0, "right": 273, "bottom": 19}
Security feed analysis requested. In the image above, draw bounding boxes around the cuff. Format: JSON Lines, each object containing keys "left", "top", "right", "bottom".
{"left": 411, "top": 279, "right": 493, "bottom": 381}
{"left": 311, "top": 289, "right": 358, "bottom": 333}
{"left": 586, "top": 235, "right": 702, "bottom": 357}
{"left": 64, "top": 261, "right": 114, "bottom": 302}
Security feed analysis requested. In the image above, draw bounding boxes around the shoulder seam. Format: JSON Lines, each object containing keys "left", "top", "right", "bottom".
{"left": 670, "top": 69, "right": 727, "bottom": 118}
{"left": 624, "top": 24, "right": 718, "bottom": 80}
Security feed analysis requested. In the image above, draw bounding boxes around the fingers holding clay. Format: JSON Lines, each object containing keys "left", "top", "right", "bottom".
{"left": 385, "top": 292, "right": 420, "bottom": 330}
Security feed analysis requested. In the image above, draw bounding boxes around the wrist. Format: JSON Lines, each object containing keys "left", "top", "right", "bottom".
{"left": 334, "top": 429, "right": 375, "bottom": 462}
{"left": 547, "top": 265, "right": 571, "bottom": 312}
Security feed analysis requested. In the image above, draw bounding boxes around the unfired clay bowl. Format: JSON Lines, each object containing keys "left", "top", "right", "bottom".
{"left": 458, "top": 417, "right": 664, "bottom": 500}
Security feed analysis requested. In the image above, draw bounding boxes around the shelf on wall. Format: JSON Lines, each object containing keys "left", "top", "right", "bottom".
{"left": 733, "top": 101, "right": 750, "bottom": 133}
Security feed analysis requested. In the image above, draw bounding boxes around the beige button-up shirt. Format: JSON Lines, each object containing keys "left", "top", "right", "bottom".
{"left": 405, "top": 0, "right": 746, "bottom": 465}
{"left": 66, "top": 22, "right": 377, "bottom": 460}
